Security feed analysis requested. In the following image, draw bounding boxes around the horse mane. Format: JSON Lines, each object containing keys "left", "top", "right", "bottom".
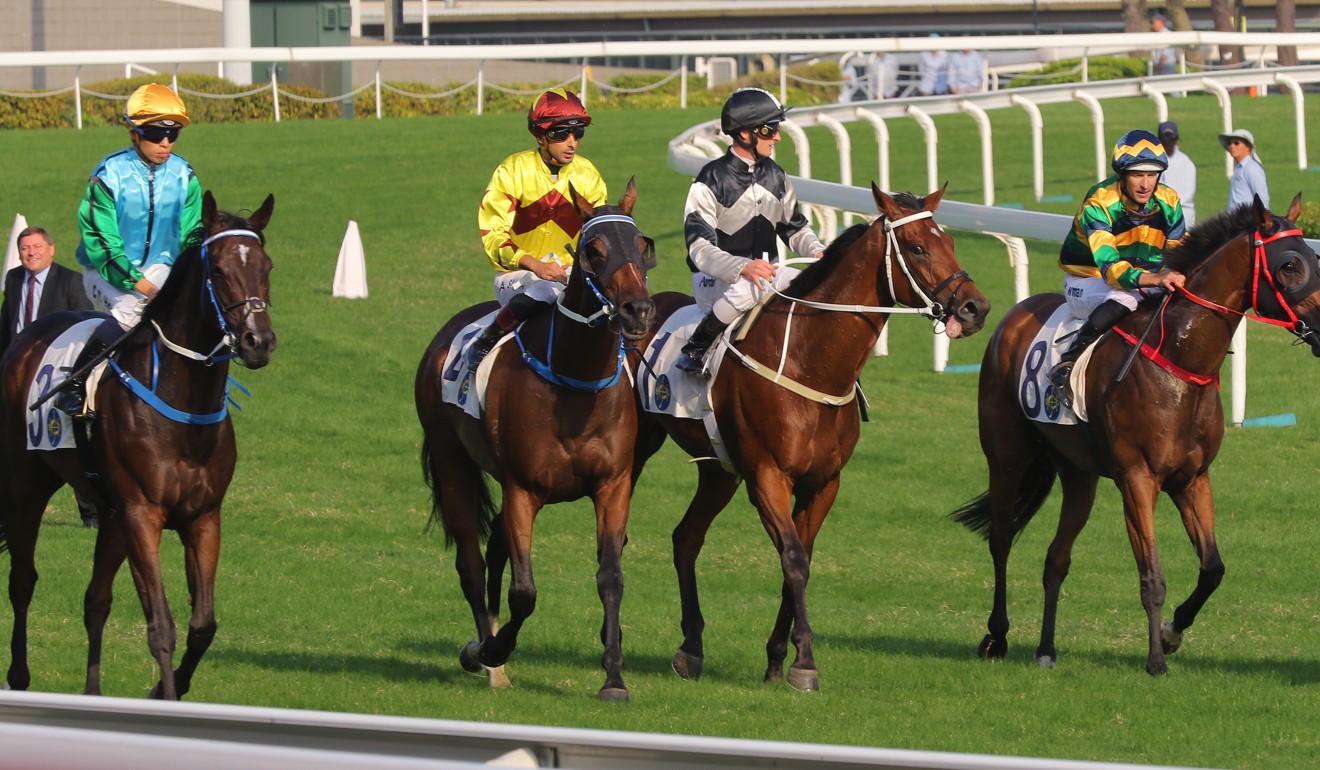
{"left": 138, "top": 211, "right": 255, "bottom": 327}
{"left": 1162, "top": 204, "right": 1264, "bottom": 274}
{"left": 783, "top": 191, "right": 927, "bottom": 299}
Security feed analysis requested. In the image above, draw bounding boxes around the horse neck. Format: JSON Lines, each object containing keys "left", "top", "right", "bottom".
{"left": 128, "top": 263, "right": 232, "bottom": 406}
{"left": 546, "top": 268, "right": 619, "bottom": 379}
{"left": 1160, "top": 233, "right": 1256, "bottom": 374}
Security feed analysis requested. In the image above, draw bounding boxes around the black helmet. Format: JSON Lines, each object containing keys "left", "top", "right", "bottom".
{"left": 720, "top": 88, "right": 788, "bottom": 136}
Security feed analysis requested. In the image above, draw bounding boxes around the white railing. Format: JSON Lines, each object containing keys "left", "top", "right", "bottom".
{"left": 667, "top": 66, "right": 1320, "bottom": 424}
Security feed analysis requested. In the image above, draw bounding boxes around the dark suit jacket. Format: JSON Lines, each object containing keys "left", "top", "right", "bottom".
{"left": 0, "top": 262, "right": 92, "bottom": 352}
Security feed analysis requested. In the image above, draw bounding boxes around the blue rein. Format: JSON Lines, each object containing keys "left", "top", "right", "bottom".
{"left": 112, "top": 228, "right": 261, "bottom": 424}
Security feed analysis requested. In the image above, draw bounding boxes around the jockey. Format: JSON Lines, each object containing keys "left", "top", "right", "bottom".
{"left": 675, "top": 87, "right": 826, "bottom": 377}
{"left": 466, "top": 88, "right": 608, "bottom": 368}
{"left": 1048, "top": 128, "right": 1188, "bottom": 407}
{"left": 57, "top": 82, "right": 203, "bottom": 419}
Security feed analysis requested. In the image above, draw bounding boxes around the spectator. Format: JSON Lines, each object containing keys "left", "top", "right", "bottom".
{"left": 1158, "top": 121, "right": 1198, "bottom": 226}
{"left": 918, "top": 34, "right": 949, "bottom": 96}
{"left": 0, "top": 226, "right": 99, "bottom": 527}
{"left": 1151, "top": 14, "right": 1177, "bottom": 76}
{"left": 1220, "top": 128, "right": 1269, "bottom": 211}
{"left": 948, "top": 49, "right": 984, "bottom": 94}
{"left": 467, "top": 88, "right": 607, "bottom": 368}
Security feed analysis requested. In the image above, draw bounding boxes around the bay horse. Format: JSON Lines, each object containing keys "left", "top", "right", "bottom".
{"left": 0, "top": 191, "right": 277, "bottom": 698}
{"left": 632, "top": 185, "right": 990, "bottom": 690}
{"left": 952, "top": 194, "right": 1320, "bottom": 675}
{"left": 416, "top": 179, "right": 656, "bottom": 701}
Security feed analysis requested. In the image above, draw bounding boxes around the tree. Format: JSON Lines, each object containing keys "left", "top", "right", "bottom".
{"left": 1277, "top": 0, "right": 1299, "bottom": 67}
{"left": 1121, "top": 0, "right": 1150, "bottom": 34}
{"left": 1211, "top": 0, "right": 1243, "bottom": 68}
{"left": 1164, "top": 0, "right": 1202, "bottom": 66}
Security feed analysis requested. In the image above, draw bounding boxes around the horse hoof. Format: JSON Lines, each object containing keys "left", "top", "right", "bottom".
{"left": 1161, "top": 621, "right": 1183, "bottom": 654}
{"left": 671, "top": 650, "right": 704, "bottom": 680}
{"left": 459, "top": 641, "right": 484, "bottom": 674}
{"left": 1147, "top": 660, "right": 1169, "bottom": 676}
{"left": 598, "top": 686, "right": 630, "bottom": 702}
{"left": 977, "top": 634, "right": 1007, "bottom": 660}
{"left": 1036, "top": 655, "right": 1056, "bottom": 669}
{"left": 487, "top": 665, "right": 511, "bottom": 689}
{"left": 787, "top": 666, "right": 819, "bottom": 692}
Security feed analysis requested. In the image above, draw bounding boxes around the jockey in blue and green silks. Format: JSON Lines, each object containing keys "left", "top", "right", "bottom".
{"left": 1048, "top": 128, "right": 1188, "bottom": 407}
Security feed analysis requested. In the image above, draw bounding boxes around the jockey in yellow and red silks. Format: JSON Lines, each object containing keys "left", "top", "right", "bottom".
{"left": 468, "top": 88, "right": 608, "bottom": 368}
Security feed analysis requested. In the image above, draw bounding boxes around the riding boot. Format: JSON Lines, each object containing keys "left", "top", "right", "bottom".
{"left": 466, "top": 293, "right": 546, "bottom": 369}
{"left": 1048, "top": 299, "right": 1133, "bottom": 408}
{"left": 53, "top": 321, "right": 119, "bottom": 421}
{"left": 675, "top": 312, "right": 731, "bottom": 378}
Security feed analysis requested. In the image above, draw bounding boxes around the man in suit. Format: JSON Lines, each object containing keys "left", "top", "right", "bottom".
{"left": 1, "top": 225, "right": 99, "bottom": 527}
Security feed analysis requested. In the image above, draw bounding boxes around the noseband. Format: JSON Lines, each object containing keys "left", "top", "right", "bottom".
{"left": 882, "top": 210, "right": 970, "bottom": 325}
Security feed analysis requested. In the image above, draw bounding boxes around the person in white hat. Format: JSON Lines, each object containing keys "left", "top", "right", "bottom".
{"left": 1220, "top": 128, "right": 1269, "bottom": 211}
{"left": 57, "top": 83, "right": 202, "bottom": 419}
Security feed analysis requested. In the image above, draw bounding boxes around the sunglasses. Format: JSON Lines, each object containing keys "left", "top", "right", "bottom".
{"left": 135, "top": 125, "right": 181, "bottom": 144}
{"left": 545, "top": 125, "right": 586, "bottom": 142}
{"left": 1227, "top": 139, "right": 1245, "bottom": 146}
{"left": 752, "top": 123, "right": 781, "bottom": 139}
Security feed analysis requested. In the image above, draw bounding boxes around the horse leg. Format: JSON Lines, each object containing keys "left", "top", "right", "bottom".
{"left": 119, "top": 511, "right": 180, "bottom": 698}
{"left": 479, "top": 513, "right": 511, "bottom": 689}
{"left": 1117, "top": 475, "right": 1169, "bottom": 675}
{"left": 479, "top": 488, "right": 541, "bottom": 671}
{"left": 593, "top": 476, "right": 633, "bottom": 702}
{"left": 162, "top": 511, "right": 221, "bottom": 700}
{"left": 84, "top": 523, "right": 129, "bottom": 695}
{"left": 670, "top": 463, "right": 740, "bottom": 680}
{"left": 2, "top": 468, "right": 61, "bottom": 692}
{"left": 764, "top": 477, "right": 839, "bottom": 692}
{"left": 1162, "top": 474, "right": 1224, "bottom": 655}
{"left": 1036, "top": 466, "right": 1098, "bottom": 669}
{"left": 744, "top": 468, "right": 813, "bottom": 690}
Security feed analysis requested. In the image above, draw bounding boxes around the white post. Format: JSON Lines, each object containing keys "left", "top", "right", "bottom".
{"left": 1201, "top": 77, "right": 1234, "bottom": 178}
{"left": 477, "top": 61, "right": 484, "bottom": 116}
{"left": 421, "top": 0, "right": 429, "bottom": 44}
{"left": 580, "top": 61, "right": 588, "bottom": 106}
{"left": 271, "top": 67, "right": 280, "bottom": 123}
{"left": 813, "top": 113, "right": 851, "bottom": 228}
{"left": 854, "top": 108, "right": 890, "bottom": 193}
{"left": 1010, "top": 94, "right": 1044, "bottom": 202}
{"left": 933, "top": 328, "right": 949, "bottom": 372}
{"left": 1072, "top": 90, "right": 1105, "bottom": 181}
{"left": 74, "top": 67, "right": 82, "bottom": 129}
{"left": 1230, "top": 322, "right": 1247, "bottom": 426}
{"left": 779, "top": 55, "right": 787, "bottom": 106}
{"left": 1274, "top": 74, "right": 1308, "bottom": 169}
{"left": 959, "top": 100, "right": 994, "bottom": 206}
{"left": 1140, "top": 82, "right": 1168, "bottom": 124}
{"left": 221, "top": 0, "right": 252, "bottom": 85}
{"left": 375, "top": 63, "right": 382, "bottom": 119}
{"left": 680, "top": 56, "right": 688, "bottom": 110}
{"left": 904, "top": 105, "right": 938, "bottom": 194}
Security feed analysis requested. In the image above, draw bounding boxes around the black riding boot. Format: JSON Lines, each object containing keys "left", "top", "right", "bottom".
{"left": 466, "top": 293, "right": 546, "bottom": 369}
{"left": 1048, "top": 299, "right": 1133, "bottom": 408}
{"left": 675, "top": 312, "right": 730, "bottom": 378}
{"left": 53, "top": 321, "right": 118, "bottom": 421}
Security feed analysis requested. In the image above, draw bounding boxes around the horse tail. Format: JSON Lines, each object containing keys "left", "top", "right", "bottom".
{"left": 420, "top": 437, "right": 496, "bottom": 548}
{"left": 950, "top": 453, "right": 1056, "bottom": 541}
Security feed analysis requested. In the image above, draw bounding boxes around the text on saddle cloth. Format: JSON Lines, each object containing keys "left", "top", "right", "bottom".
{"left": 25, "top": 319, "right": 110, "bottom": 451}
{"left": 439, "top": 310, "right": 515, "bottom": 421}
{"left": 1018, "top": 304, "right": 1101, "bottom": 426}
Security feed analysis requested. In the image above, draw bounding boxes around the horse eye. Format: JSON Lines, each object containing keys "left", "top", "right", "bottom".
{"left": 910, "top": 243, "right": 926, "bottom": 256}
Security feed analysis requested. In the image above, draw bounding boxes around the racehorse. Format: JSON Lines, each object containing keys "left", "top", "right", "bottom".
{"left": 0, "top": 191, "right": 277, "bottom": 698}
{"left": 416, "top": 179, "right": 656, "bottom": 701}
{"left": 633, "top": 185, "right": 990, "bottom": 690}
{"left": 952, "top": 194, "right": 1320, "bottom": 675}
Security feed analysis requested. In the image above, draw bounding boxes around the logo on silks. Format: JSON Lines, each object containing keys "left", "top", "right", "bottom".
{"left": 458, "top": 371, "right": 472, "bottom": 406}
{"left": 1044, "top": 384, "right": 1062, "bottom": 421}
{"left": 45, "top": 407, "right": 64, "bottom": 448}
{"left": 653, "top": 374, "right": 672, "bottom": 412}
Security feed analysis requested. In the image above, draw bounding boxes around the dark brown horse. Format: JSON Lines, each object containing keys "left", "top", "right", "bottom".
{"left": 632, "top": 186, "right": 990, "bottom": 690}
{"left": 952, "top": 195, "right": 1320, "bottom": 675}
{"left": 1, "top": 191, "right": 277, "bottom": 698}
{"left": 416, "top": 180, "right": 656, "bottom": 701}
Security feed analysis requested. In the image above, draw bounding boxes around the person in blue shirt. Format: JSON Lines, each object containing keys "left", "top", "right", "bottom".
{"left": 1220, "top": 128, "right": 1269, "bottom": 212}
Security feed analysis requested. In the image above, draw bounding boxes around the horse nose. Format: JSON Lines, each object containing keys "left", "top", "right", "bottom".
{"left": 619, "top": 297, "right": 655, "bottom": 339}
{"left": 240, "top": 328, "right": 278, "bottom": 368}
{"left": 957, "top": 295, "right": 991, "bottom": 335}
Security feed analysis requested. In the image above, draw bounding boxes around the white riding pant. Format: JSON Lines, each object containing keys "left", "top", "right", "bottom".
{"left": 692, "top": 267, "right": 803, "bottom": 325}
{"left": 1062, "top": 274, "right": 1159, "bottom": 320}
{"left": 83, "top": 263, "right": 172, "bottom": 331}
{"left": 493, "top": 268, "right": 570, "bottom": 306}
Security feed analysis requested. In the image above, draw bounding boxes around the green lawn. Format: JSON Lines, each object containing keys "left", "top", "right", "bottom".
{"left": 1, "top": 94, "right": 1318, "bottom": 770}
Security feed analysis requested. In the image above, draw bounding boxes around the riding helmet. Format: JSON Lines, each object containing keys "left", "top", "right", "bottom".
{"left": 124, "top": 83, "right": 190, "bottom": 128}
{"left": 1111, "top": 129, "right": 1168, "bottom": 174}
{"left": 720, "top": 88, "right": 789, "bottom": 135}
{"left": 527, "top": 88, "right": 591, "bottom": 136}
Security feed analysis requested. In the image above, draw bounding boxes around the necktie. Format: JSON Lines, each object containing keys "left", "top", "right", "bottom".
{"left": 23, "top": 273, "right": 36, "bottom": 329}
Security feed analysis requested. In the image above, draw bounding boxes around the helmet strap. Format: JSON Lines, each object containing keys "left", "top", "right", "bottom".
{"left": 732, "top": 130, "right": 768, "bottom": 161}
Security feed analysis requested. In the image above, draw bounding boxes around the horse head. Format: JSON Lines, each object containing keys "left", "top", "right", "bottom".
{"left": 200, "top": 191, "right": 278, "bottom": 369}
{"left": 567, "top": 177, "right": 656, "bottom": 341}
{"left": 1249, "top": 193, "right": 1320, "bottom": 356}
{"left": 870, "top": 183, "right": 990, "bottom": 339}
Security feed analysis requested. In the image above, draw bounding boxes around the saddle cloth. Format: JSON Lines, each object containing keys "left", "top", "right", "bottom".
{"left": 439, "top": 310, "right": 515, "bottom": 421}
{"left": 25, "top": 319, "right": 109, "bottom": 451}
{"left": 1018, "top": 304, "right": 1100, "bottom": 426}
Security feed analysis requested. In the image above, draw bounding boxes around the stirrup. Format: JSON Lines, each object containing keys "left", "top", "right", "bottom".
{"left": 1048, "top": 363, "right": 1075, "bottom": 408}
{"left": 675, "top": 350, "right": 710, "bottom": 378}
{"left": 465, "top": 335, "right": 497, "bottom": 369}
{"left": 53, "top": 388, "right": 94, "bottom": 422}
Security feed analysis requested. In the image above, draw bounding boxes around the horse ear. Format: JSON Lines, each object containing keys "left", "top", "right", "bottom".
{"left": 203, "top": 190, "right": 217, "bottom": 230}
{"left": 568, "top": 182, "right": 596, "bottom": 219}
{"left": 871, "top": 182, "right": 895, "bottom": 218}
{"left": 1286, "top": 193, "right": 1303, "bottom": 223}
{"left": 924, "top": 183, "right": 948, "bottom": 211}
{"left": 1252, "top": 194, "right": 1271, "bottom": 228}
{"left": 249, "top": 194, "right": 276, "bottom": 232}
{"left": 618, "top": 176, "right": 638, "bottom": 216}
